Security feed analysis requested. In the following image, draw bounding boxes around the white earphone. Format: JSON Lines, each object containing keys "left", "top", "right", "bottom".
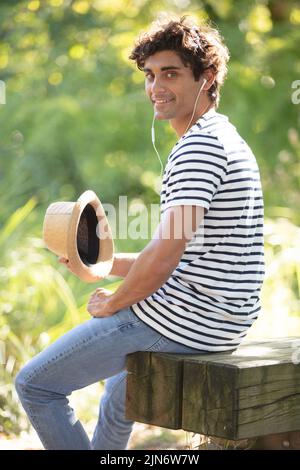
{"left": 151, "top": 76, "right": 208, "bottom": 178}
{"left": 182, "top": 77, "right": 207, "bottom": 136}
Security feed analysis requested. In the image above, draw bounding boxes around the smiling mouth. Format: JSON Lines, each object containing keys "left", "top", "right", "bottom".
{"left": 153, "top": 98, "right": 174, "bottom": 105}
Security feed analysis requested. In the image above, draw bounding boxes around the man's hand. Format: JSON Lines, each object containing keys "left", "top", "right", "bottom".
{"left": 59, "top": 258, "right": 116, "bottom": 316}
{"left": 87, "top": 287, "right": 115, "bottom": 318}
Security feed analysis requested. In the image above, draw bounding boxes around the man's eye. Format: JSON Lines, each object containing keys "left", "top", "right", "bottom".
{"left": 166, "top": 72, "right": 177, "bottom": 78}
{"left": 145, "top": 73, "right": 154, "bottom": 80}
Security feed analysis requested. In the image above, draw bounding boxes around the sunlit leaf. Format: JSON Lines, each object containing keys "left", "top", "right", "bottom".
{"left": 0, "top": 198, "right": 37, "bottom": 246}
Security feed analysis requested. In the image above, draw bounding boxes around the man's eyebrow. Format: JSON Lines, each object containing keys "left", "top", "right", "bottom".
{"left": 143, "top": 65, "right": 181, "bottom": 72}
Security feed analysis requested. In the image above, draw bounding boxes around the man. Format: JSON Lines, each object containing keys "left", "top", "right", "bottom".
{"left": 16, "top": 16, "right": 264, "bottom": 450}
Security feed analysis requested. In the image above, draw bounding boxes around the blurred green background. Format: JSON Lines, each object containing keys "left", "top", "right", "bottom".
{"left": 0, "top": 0, "right": 300, "bottom": 440}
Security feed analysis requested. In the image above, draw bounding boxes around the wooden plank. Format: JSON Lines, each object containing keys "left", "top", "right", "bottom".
{"left": 237, "top": 363, "right": 300, "bottom": 438}
{"left": 182, "top": 338, "right": 300, "bottom": 439}
{"left": 182, "top": 361, "right": 238, "bottom": 438}
{"left": 125, "top": 352, "right": 152, "bottom": 424}
{"left": 125, "top": 338, "right": 300, "bottom": 439}
{"left": 125, "top": 352, "right": 185, "bottom": 429}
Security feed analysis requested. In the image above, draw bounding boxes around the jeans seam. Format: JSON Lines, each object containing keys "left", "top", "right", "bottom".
{"left": 95, "top": 373, "right": 133, "bottom": 448}
{"left": 20, "top": 385, "right": 52, "bottom": 449}
{"left": 145, "top": 334, "right": 168, "bottom": 352}
{"left": 117, "top": 320, "right": 141, "bottom": 330}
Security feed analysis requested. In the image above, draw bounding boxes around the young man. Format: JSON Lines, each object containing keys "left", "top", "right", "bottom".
{"left": 15, "top": 16, "right": 264, "bottom": 450}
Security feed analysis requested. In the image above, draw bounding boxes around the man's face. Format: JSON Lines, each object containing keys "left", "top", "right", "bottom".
{"left": 143, "top": 50, "right": 201, "bottom": 123}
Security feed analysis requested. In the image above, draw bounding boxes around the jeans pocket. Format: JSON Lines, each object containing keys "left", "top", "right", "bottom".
{"left": 115, "top": 307, "right": 141, "bottom": 329}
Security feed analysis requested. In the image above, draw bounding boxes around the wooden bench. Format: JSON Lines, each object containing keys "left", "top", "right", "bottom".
{"left": 125, "top": 337, "right": 300, "bottom": 450}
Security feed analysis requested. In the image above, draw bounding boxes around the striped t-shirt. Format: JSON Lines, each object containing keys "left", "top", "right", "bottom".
{"left": 131, "top": 108, "right": 264, "bottom": 352}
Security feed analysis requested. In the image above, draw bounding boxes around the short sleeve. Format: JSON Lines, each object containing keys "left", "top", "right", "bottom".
{"left": 162, "top": 135, "right": 227, "bottom": 213}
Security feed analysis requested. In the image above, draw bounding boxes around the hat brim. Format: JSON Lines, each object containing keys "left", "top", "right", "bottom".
{"left": 67, "top": 190, "right": 114, "bottom": 282}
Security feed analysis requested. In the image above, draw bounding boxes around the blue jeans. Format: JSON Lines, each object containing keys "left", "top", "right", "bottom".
{"left": 15, "top": 307, "right": 202, "bottom": 450}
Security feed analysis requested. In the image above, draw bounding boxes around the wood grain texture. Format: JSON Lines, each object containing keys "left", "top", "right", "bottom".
{"left": 126, "top": 352, "right": 186, "bottom": 429}
{"left": 182, "top": 338, "right": 300, "bottom": 438}
{"left": 125, "top": 338, "right": 300, "bottom": 439}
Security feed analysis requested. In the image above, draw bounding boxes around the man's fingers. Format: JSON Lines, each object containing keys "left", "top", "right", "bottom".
{"left": 88, "top": 293, "right": 100, "bottom": 302}
{"left": 88, "top": 298, "right": 101, "bottom": 307}
{"left": 87, "top": 304, "right": 98, "bottom": 315}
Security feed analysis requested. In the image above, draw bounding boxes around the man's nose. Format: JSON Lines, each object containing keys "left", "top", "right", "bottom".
{"left": 151, "top": 76, "right": 166, "bottom": 94}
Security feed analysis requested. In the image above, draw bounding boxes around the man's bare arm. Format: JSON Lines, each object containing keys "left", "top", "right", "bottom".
{"left": 58, "top": 253, "right": 139, "bottom": 280}
{"left": 109, "top": 253, "right": 140, "bottom": 278}
{"left": 105, "top": 205, "right": 204, "bottom": 313}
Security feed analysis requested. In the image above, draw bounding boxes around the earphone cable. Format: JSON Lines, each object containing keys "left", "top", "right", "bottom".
{"left": 151, "top": 113, "right": 164, "bottom": 178}
{"left": 183, "top": 78, "right": 207, "bottom": 136}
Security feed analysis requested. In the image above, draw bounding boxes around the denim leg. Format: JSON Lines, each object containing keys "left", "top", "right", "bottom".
{"left": 15, "top": 374, "right": 92, "bottom": 450}
{"left": 91, "top": 370, "right": 133, "bottom": 450}
{"left": 91, "top": 334, "right": 206, "bottom": 451}
{"left": 15, "top": 308, "right": 162, "bottom": 450}
{"left": 15, "top": 307, "right": 204, "bottom": 450}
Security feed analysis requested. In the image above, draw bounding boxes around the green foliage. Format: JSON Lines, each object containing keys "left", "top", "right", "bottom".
{"left": 0, "top": 0, "right": 300, "bottom": 438}
{"left": 249, "top": 217, "right": 300, "bottom": 339}
{"left": 0, "top": 198, "right": 123, "bottom": 435}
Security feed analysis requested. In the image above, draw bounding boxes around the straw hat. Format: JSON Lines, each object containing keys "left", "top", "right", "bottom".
{"left": 43, "top": 190, "right": 114, "bottom": 282}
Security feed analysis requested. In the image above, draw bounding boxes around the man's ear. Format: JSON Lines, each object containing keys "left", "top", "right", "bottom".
{"left": 202, "top": 67, "right": 216, "bottom": 90}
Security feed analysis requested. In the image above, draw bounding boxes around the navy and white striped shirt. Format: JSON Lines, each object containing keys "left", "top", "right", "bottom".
{"left": 131, "top": 109, "right": 265, "bottom": 351}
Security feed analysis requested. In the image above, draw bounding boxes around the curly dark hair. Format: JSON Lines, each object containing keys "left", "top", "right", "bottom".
{"left": 129, "top": 15, "right": 230, "bottom": 106}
